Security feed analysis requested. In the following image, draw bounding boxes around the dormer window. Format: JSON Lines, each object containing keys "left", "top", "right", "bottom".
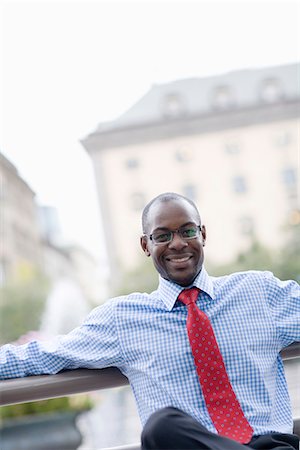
{"left": 211, "top": 85, "right": 234, "bottom": 110}
{"left": 162, "top": 93, "right": 185, "bottom": 118}
{"left": 260, "top": 78, "right": 283, "bottom": 103}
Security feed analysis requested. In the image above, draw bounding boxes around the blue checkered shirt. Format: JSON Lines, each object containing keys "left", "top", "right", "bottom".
{"left": 1, "top": 268, "right": 299, "bottom": 436}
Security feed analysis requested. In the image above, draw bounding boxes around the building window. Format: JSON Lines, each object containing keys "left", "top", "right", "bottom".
{"left": 232, "top": 176, "right": 247, "bottom": 194}
{"left": 238, "top": 216, "right": 254, "bottom": 236}
{"left": 182, "top": 184, "right": 197, "bottom": 201}
{"left": 130, "top": 192, "right": 145, "bottom": 211}
{"left": 125, "top": 158, "right": 139, "bottom": 169}
{"left": 0, "top": 261, "right": 6, "bottom": 286}
{"left": 288, "top": 209, "right": 300, "bottom": 226}
{"left": 175, "top": 147, "right": 192, "bottom": 162}
{"left": 273, "top": 131, "right": 292, "bottom": 148}
{"left": 260, "top": 78, "right": 283, "bottom": 103}
{"left": 282, "top": 168, "right": 297, "bottom": 188}
{"left": 211, "top": 85, "right": 234, "bottom": 110}
{"left": 225, "top": 141, "right": 241, "bottom": 155}
{"left": 161, "top": 92, "right": 186, "bottom": 118}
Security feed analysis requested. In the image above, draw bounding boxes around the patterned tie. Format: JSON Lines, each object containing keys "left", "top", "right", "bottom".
{"left": 178, "top": 287, "right": 253, "bottom": 444}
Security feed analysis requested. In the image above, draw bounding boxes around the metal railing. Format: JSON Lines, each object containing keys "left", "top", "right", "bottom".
{"left": 1, "top": 343, "right": 299, "bottom": 406}
{"left": 0, "top": 342, "right": 299, "bottom": 450}
{"left": 0, "top": 367, "right": 128, "bottom": 406}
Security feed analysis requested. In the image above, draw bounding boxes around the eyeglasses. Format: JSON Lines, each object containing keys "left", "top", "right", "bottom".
{"left": 145, "top": 225, "right": 202, "bottom": 245}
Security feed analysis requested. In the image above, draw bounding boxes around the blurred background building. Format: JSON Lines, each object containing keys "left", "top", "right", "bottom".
{"left": 82, "top": 62, "right": 299, "bottom": 285}
{"left": 0, "top": 153, "right": 42, "bottom": 284}
{"left": 0, "top": 151, "right": 104, "bottom": 305}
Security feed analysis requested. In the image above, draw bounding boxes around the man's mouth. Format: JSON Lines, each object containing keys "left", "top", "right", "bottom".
{"left": 166, "top": 255, "right": 192, "bottom": 263}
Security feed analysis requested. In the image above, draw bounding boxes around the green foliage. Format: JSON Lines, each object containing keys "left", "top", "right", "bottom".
{"left": 207, "top": 226, "right": 300, "bottom": 283}
{"left": 206, "top": 240, "right": 276, "bottom": 276}
{"left": 0, "top": 272, "right": 50, "bottom": 345}
{"left": 0, "top": 395, "right": 93, "bottom": 420}
{"left": 276, "top": 224, "right": 300, "bottom": 282}
{"left": 116, "top": 258, "right": 158, "bottom": 296}
{"left": 0, "top": 269, "right": 94, "bottom": 421}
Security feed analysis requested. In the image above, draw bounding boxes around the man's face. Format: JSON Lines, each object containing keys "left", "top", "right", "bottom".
{"left": 140, "top": 199, "right": 206, "bottom": 286}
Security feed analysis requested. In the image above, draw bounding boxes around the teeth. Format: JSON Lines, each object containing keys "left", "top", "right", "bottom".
{"left": 170, "top": 256, "right": 189, "bottom": 262}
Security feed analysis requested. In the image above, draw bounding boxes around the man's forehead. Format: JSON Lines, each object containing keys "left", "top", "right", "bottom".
{"left": 149, "top": 198, "right": 198, "bottom": 224}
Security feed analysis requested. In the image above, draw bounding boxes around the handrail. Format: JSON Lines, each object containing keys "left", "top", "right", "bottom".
{"left": 0, "top": 343, "right": 299, "bottom": 407}
{"left": 282, "top": 342, "right": 300, "bottom": 360}
{"left": 0, "top": 367, "right": 128, "bottom": 406}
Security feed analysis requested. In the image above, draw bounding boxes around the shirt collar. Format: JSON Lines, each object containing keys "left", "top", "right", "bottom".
{"left": 157, "top": 266, "right": 215, "bottom": 311}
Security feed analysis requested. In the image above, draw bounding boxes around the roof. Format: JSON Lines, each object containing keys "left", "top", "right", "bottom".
{"left": 0, "top": 152, "right": 36, "bottom": 195}
{"left": 87, "top": 62, "right": 299, "bottom": 136}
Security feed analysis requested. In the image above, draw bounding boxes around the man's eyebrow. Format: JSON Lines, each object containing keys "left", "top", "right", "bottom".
{"left": 179, "top": 221, "right": 198, "bottom": 227}
{"left": 152, "top": 222, "right": 197, "bottom": 232}
{"left": 151, "top": 227, "right": 170, "bottom": 233}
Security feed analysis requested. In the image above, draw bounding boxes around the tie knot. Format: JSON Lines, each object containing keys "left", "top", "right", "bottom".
{"left": 178, "top": 287, "right": 200, "bottom": 306}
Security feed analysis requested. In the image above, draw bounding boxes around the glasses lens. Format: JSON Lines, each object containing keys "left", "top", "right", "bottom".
{"left": 152, "top": 231, "right": 172, "bottom": 244}
{"left": 180, "top": 226, "right": 199, "bottom": 239}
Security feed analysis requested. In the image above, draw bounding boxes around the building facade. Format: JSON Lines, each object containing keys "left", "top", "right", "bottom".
{"left": 82, "top": 63, "right": 299, "bottom": 277}
{"left": 0, "top": 153, "right": 42, "bottom": 283}
{"left": 0, "top": 154, "right": 104, "bottom": 303}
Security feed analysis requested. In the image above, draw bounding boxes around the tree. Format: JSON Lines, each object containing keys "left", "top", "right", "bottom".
{"left": 276, "top": 224, "right": 300, "bottom": 282}
{"left": 0, "top": 271, "right": 50, "bottom": 345}
{"left": 206, "top": 240, "right": 277, "bottom": 277}
{"left": 115, "top": 258, "right": 158, "bottom": 296}
{"left": 207, "top": 227, "right": 300, "bottom": 283}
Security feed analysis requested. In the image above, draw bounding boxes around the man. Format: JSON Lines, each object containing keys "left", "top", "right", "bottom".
{"left": 0, "top": 192, "right": 299, "bottom": 450}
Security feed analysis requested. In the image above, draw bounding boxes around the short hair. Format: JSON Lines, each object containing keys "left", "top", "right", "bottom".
{"left": 142, "top": 192, "right": 201, "bottom": 233}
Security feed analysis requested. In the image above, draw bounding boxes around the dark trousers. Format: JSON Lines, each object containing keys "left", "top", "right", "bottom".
{"left": 141, "top": 407, "right": 299, "bottom": 450}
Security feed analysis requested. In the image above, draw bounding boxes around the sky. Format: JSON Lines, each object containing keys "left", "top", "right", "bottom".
{"left": 0, "top": 0, "right": 299, "bottom": 262}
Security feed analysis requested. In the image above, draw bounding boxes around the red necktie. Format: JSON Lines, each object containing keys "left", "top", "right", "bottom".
{"left": 178, "top": 287, "right": 253, "bottom": 444}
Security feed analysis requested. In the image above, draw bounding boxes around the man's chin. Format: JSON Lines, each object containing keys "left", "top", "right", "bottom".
{"left": 166, "top": 270, "right": 198, "bottom": 287}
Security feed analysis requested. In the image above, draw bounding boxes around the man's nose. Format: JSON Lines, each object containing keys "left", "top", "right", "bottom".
{"left": 168, "top": 232, "right": 188, "bottom": 249}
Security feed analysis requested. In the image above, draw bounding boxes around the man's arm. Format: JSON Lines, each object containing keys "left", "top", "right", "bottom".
{"left": 265, "top": 272, "right": 300, "bottom": 347}
{"left": 0, "top": 299, "right": 123, "bottom": 380}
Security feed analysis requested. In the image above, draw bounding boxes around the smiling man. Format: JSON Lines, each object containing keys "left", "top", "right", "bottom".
{"left": 140, "top": 194, "right": 206, "bottom": 287}
{"left": 0, "top": 192, "right": 299, "bottom": 450}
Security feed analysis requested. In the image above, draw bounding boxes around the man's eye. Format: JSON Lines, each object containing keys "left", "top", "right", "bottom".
{"left": 181, "top": 228, "right": 197, "bottom": 238}
{"left": 154, "top": 232, "right": 171, "bottom": 242}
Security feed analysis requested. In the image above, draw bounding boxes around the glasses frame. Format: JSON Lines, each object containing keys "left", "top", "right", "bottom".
{"left": 144, "top": 225, "right": 202, "bottom": 245}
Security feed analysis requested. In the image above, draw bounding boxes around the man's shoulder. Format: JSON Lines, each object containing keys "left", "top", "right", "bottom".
{"left": 213, "top": 269, "right": 272, "bottom": 278}
{"left": 207, "top": 270, "right": 277, "bottom": 302}
{"left": 101, "top": 290, "right": 160, "bottom": 309}
{"left": 210, "top": 269, "right": 273, "bottom": 287}
{"left": 87, "top": 291, "right": 159, "bottom": 322}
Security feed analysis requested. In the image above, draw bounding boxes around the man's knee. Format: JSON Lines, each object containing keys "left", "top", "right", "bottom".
{"left": 141, "top": 407, "right": 182, "bottom": 447}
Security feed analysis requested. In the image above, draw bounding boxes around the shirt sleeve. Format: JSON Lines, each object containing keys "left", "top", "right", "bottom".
{"left": 0, "top": 299, "right": 123, "bottom": 380}
{"left": 264, "top": 271, "right": 300, "bottom": 348}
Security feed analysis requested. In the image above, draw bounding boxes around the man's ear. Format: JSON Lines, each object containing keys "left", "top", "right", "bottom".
{"left": 140, "top": 235, "right": 151, "bottom": 257}
{"left": 201, "top": 225, "right": 207, "bottom": 246}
